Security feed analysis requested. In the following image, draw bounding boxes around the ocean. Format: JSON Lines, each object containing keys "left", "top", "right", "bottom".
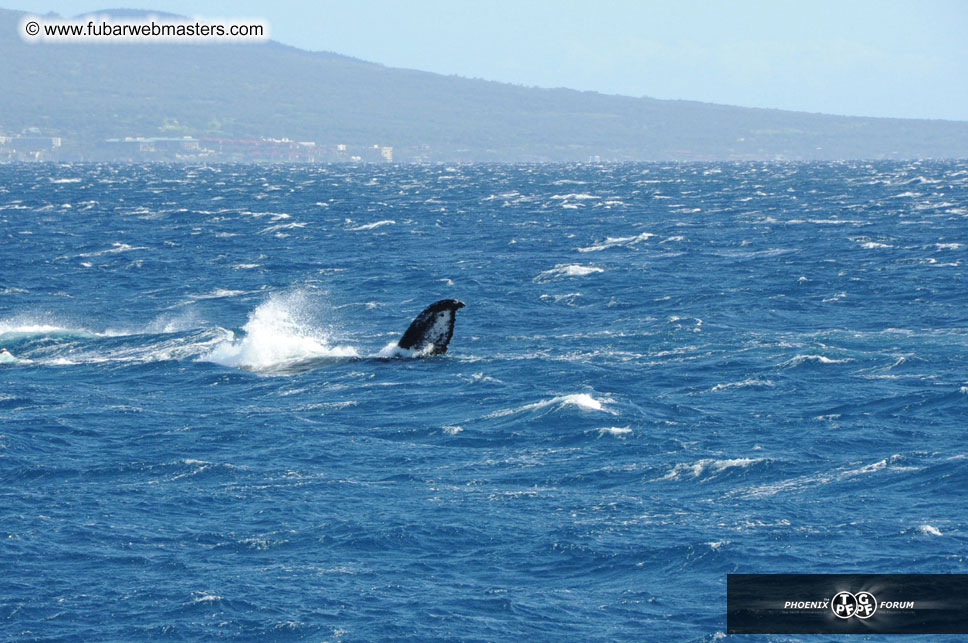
{"left": 1, "top": 161, "right": 966, "bottom": 641}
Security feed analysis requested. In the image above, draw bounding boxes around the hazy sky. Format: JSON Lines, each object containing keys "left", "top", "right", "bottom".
{"left": 12, "top": 0, "right": 968, "bottom": 121}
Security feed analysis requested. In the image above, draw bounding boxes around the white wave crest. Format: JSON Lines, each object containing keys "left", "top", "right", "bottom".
{"left": 782, "top": 354, "right": 853, "bottom": 367}
{"left": 486, "top": 393, "right": 614, "bottom": 418}
{"left": 535, "top": 264, "right": 604, "bottom": 281}
{"left": 660, "top": 457, "right": 766, "bottom": 481}
{"left": 186, "top": 288, "right": 247, "bottom": 301}
{"left": 711, "top": 379, "right": 774, "bottom": 392}
{"left": 738, "top": 455, "right": 910, "bottom": 499}
{"left": 578, "top": 232, "right": 654, "bottom": 252}
{"left": 594, "top": 426, "right": 632, "bottom": 437}
{"left": 348, "top": 220, "right": 395, "bottom": 231}
{"left": 77, "top": 242, "right": 147, "bottom": 257}
{"left": 259, "top": 222, "right": 306, "bottom": 234}
{"left": 0, "top": 318, "right": 99, "bottom": 339}
{"left": 550, "top": 193, "right": 600, "bottom": 200}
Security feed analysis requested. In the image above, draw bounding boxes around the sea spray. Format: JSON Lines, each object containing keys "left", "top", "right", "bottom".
{"left": 202, "top": 290, "right": 357, "bottom": 370}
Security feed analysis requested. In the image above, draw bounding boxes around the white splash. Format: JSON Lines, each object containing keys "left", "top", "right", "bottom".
{"left": 375, "top": 341, "right": 431, "bottom": 359}
{"left": 201, "top": 290, "right": 357, "bottom": 371}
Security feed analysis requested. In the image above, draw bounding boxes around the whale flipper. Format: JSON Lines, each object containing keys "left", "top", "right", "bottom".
{"left": 396, "top": 299, "right": 465, "bottom": 356}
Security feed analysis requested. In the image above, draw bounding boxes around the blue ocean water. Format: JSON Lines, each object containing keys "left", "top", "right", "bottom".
{"left": 1, "top": 161, "right": 966, "bottom": 641}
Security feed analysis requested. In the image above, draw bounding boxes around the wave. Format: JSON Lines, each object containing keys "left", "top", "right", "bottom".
{"left": 0, "top": 306, "right": 210, "bottom": 342}
{"left": 658, "top": 457, "right": 768, "bottom": 481}
{"left": 200, "top": 290, "right": 357, "bottom": 372}
{"left": 534, "top": 264, "right": 604, "bottom": 281}
{"left": 0, "top": 319, "right": 100, "bottom": 340}
{"left": 710, "top": 379, "right": 774, "bottom": 392}
{"left": 347, "top": 220, "right": 395, "bottom": 231}
{"left": 737, "top": 455, "right": 914, "bottom": 499}
{"left": 577, "top": 232, "right": 654, "bottom": 252}
{"left": 76, "top": 242, "right": 147, "bottom": 257}
{"left": 485, "top": 393, "right": 615, "bottom": 419}
{"left": 1, "top": 328, "right": 231, "bottom": 367}
{"left": 185, "top": 288, "right": 248, "bottom": 301}
{"left": 108, "top": 310, "right": 205, "bottom": 336}
{"left": 550, "top": 193, "right": 600, "bottom": 200}
{"left": 259, "top": 222, "right": 307, "bottom": 234}
{"left": 782, "top": 354, "right": 853, "bottom": 368}
{"left": 593, "top": 426, "right": 632, "bottom": 438}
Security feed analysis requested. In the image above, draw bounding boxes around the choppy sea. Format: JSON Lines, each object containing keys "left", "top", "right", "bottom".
{"left": 1, "top": 162, "right": 966, "bottom": 641}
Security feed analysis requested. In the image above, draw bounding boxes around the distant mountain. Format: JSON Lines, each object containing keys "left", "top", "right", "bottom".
{"left": 2, "top": 7, "right": 968, "bottom": 161}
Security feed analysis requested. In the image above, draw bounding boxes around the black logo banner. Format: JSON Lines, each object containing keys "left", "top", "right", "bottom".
{"left": 727, "top": 574, "right": 968, "bottom": 634}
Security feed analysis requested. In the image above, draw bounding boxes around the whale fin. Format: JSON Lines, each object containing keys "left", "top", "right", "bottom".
{"left": 396, "top": 299, "right": 465, "bottom": 356}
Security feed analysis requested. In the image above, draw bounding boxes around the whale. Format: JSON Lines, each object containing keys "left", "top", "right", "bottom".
{"left": 395, "top": 299, "right": 465, "bottom": 356}
{"left": 206, "top": 299, "right": 467, "bottom": 373}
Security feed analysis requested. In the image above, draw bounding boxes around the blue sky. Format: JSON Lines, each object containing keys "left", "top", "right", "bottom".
{"left": 11, "top": 0, "right": 968, "bottom": 120}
